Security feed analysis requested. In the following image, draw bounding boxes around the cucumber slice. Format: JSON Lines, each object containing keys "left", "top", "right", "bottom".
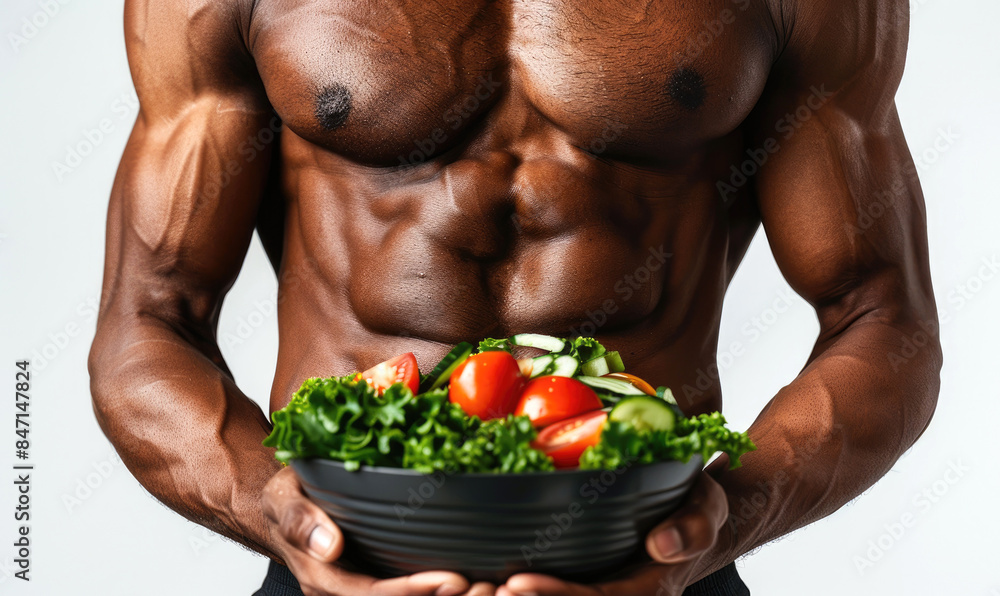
{"left": 510, "top": 333, "right": 566, "bottom": 353}
{"left": 529, "top": 354, "right": 555, "bottom": 378}
{"left": 419, "top": 342, "right": 473, "bottom": 392}
{"left": 656, "top": 386, "right": 678, "bottom": 405}
{"left": 604, "top": 351, "right": 625, "bottom": 373}
{"left": 577, "top": 376, "right": 647, "bottom": 396}
{"left": 549, "top": 355, "right": 580, "bottom": 377}
{"left": 580, "top": 355, "right": 610, "bottom": 377}
{"left": 610, "top": 396, "right": 677, "bottom": 432}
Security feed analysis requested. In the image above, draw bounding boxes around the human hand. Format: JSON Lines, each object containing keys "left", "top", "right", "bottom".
{"left": 262, "top": 466, "right": 484, "bottom": 596}
{"left": 496, "top": 471, "right": 730, "bottom": 596}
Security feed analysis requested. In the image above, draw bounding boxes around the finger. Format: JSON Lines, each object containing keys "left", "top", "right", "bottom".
{"left": 502, "top": 573, "right": 599, "bottom": 596}
{"left": 505, "top": 564, "right": 696, "bottom": 596}
{"left": 646, "top": 472, "right": 729, "bottom": 564}
{"left": 370, "top": 571, "right": 472, "bottom": 596}
{"left": 262, "top": 467, "right": 344, "bottom": 562}
{"left": 460, "top": 581, "right": 498, "bottom": 596}
{"left": 284, "top": 549, "right": 470, "bottom": 596}
{"left": 264, "top": 469, "right": 470, "bottom": 596}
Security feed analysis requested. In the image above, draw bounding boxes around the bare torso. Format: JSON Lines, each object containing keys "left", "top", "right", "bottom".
{"left": 91, "top": 1, "right": 939, "bottom": 589}
{"left": 249, "top": 0, "right": 778, "bottom": 414}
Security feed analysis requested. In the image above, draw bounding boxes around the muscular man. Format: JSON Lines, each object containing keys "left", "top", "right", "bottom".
{"left": 88, "top": 0, "right": 940, "bottom": 594}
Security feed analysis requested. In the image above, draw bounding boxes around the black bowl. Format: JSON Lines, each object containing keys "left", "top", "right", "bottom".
{"left": 291, "top": 456, "right": 703, "bottom": 583}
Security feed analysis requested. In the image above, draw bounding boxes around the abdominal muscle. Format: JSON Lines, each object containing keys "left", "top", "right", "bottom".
{"left": 266, "top": 128, "right": 736, "bottom": 418}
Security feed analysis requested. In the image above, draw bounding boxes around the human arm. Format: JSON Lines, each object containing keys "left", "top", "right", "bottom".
{"left": 88, "top": 0, "right": 280, "bottom": 556}
{"left": 89, "top": 3, "right": 471, "bottom": 594}
{"left": 690, "top": 0, "right": 941, "bottom": 581}
{"left": 500, "top": 1, "right": 940, "bottom": 594}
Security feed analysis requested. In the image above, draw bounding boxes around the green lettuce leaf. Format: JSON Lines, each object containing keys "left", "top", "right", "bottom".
{"left": 262, "top": 375, "right": 555, "bottom": 473}
{"left": 566, "top": 336, "right": 607, "bottom": 362}
{"left": 579, "top": 412, "right": 756, "bottom": 470}
{"left": 476, "top": 337, "right": 513, "bottom": 353}
{"left": 264, "top": 345, "right": 755, "bottom": 475}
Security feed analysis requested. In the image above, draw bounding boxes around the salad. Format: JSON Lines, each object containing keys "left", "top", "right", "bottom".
{"left": 263, "top": 335, "right": 755, "bottom": 473}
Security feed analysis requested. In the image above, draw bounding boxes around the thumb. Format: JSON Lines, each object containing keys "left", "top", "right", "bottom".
{"left": 262, "top": 466, "right": 344, "bottom": 563}
{"left": 646, "top": 471, "right": 729, "bottom": 564}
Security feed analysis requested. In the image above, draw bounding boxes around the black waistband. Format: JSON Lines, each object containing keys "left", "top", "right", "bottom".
{"left": 253, "top": 561, "right": 303, "bottom": 596}
{"left": 683, "top": 562, "right": 750, "bottom": 596}
{"left": 255, "top": 560, "right": 748, "bottom": 596}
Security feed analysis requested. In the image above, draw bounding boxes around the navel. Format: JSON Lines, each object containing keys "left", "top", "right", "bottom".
{"left": 666, "top": 67, "right": 706, "bottom": 112}
{"left": 315, "top": 83, "right": 353, "bottom": 130}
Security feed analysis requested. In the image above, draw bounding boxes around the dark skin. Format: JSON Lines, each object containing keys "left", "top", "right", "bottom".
{"left": 89, "top": 0, "right": 941, "bottom": 594}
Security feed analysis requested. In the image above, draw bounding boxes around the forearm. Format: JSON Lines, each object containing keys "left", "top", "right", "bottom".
{"left": 693, "top": 310, "right": 941, "bottom": 579}
{"left": 89, "top": 314, "right": 283, "bottom": 559}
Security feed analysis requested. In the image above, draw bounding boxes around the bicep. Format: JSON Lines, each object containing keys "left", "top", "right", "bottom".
{"left": 101, "top": 0, "right": 273, "bottom": 330}
{"left": 750, "top": 0, "right": 934, "bottom": 328}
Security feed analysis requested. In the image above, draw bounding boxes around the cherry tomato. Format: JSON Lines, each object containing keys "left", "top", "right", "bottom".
{"left": 533, "top": 410, "right": 608, "bottom": 469}
{"left": 361, "top": 352, "right": 420, "bottom": 395}
{"left": 603, "top": 372, "right": 657, "bottom": 396}
{"left": 515, "top": 376, "right": 603, "bottom": 427}
{"left": 449, "top": 351, "right": 527, "bottom": 420}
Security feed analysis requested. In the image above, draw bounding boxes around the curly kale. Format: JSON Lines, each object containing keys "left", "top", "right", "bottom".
{"left": 263, "top": 376, "right": 554, "bottom": 473}
{"left": 579, "top": 412, "right": 756, "bottom": 470}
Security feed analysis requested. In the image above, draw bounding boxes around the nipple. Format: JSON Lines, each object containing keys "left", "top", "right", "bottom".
{"left": 666, "top": 67, "right": 706, "bottom": 112}
{"left": 315, "top": 83, "right": 353, "bottom": 130}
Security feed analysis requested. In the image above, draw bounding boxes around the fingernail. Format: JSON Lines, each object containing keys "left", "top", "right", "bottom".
{"left": 435, "top": 582, "right": 466, "bottom": 596}
{"left": 653, "top": 526, "right": 684, "bottom": 560}
{"left": 307, "top": 525, "right": 334, "bottom": 557}
{"left": 434, "top": 583, "right": 463, "bottom": 596}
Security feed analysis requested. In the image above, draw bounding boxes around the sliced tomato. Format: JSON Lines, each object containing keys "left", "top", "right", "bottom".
{"left": 361, "top": 352, "right": 419, "bottom": 395}
{"left": 533, "top": 410, "right": 608, "bottom": 469}
{"left": 449, "top": 351, "right": 526, "bottom": 420}
{"left": 515, "top": 376, "right": 603, "bottom": 428}
{"left": 603, "top": 372, "right": 657, "bottom": 396}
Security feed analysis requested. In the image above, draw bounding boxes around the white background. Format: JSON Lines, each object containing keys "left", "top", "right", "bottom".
{"left": 1, "top": 0, "right": 997, "bottom": 594}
